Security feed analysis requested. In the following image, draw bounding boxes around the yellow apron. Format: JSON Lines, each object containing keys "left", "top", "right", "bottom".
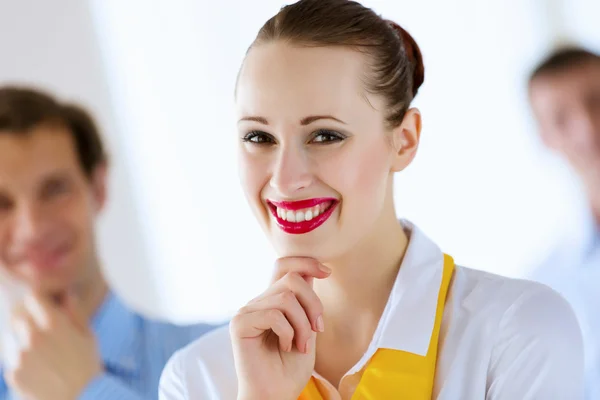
{"left": 299, "top": 254, "right": 455, "bottom": 400}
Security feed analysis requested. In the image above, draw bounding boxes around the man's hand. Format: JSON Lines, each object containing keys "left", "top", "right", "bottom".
{"left": 6, "top": 292, "right": 103, "bottom": 400}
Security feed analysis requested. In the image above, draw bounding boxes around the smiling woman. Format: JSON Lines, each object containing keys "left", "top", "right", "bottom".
{"left": 235, "top": 40, "right": 415, "bottom": 262}
{"left": 159, "top": 1, "right": 584, "bottom": 399}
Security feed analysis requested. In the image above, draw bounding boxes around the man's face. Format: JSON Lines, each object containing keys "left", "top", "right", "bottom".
{"left": 529, "top": 60, "right": 600, "bottom": 179}
{"left": 0, "top": 124, "right": 106, "bottom": 295}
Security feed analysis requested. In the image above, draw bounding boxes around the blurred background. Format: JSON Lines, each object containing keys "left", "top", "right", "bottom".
{"left": 1, "top": 0, "right": 598, "bottom": 323}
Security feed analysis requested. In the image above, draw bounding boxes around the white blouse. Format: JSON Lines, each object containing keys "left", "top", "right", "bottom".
{"left": 159, "top": 222, "right": 584, "bottom": 400}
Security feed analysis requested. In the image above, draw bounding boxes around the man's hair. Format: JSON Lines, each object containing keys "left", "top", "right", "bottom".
{"left": 529, "top": 46, "right": 600, "bottom": 82}
{"left": 0, "top": 86, "right": 107, "bottom": 178}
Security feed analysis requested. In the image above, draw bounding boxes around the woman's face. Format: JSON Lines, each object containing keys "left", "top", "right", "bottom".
{"left": 236, "top": 42, "right": 417, "bottom": 261}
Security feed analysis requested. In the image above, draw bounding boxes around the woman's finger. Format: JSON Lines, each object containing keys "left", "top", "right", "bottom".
{"left": 251, "top": 272, "right": 325, "bottom": 333}
{"left": 240, "top": 290, "right": 313, "bottom": 353}
{"left": 230, "top": 309, "right": 295, "bottom": 353}
{"left": 270, "top": 257, "right": 331, "bottom": 284}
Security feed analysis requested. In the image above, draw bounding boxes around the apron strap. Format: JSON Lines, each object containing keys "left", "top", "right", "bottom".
{"left": 299, "top": 254, "right": 455, "bottom": 400}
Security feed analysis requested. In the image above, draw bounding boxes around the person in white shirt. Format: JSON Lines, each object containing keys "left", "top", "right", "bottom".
{"left": 528, "top": 47, "right": 600, "bottom": 398}
{"left": 160, "top": 1, "right": 584, "bottom": 398}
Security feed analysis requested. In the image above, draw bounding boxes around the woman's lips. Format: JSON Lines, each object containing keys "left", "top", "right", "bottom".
{"left": 267, "top": 198, "right": 339, "bottom": 234}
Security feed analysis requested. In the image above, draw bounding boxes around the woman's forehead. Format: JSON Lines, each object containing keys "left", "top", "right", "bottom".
{"left": 236, "top": 42, "right": 383, "bottom": 120}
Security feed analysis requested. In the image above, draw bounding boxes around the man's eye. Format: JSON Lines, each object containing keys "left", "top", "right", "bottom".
{"left": 42, "top": 179, "right": 71, "bottom": 200}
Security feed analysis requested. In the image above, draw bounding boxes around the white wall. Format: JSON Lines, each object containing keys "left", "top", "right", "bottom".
{"left": 88, "top": 0, "right": 282, "bottom": 323}
{"left": 0, "top": 0, "right": 158, "bottom": 316}
{"left": 2, "top": 0, "right": 598, "bottom": 324}
{"left": 89, "top": 0, "right": 600, "bottom": 323}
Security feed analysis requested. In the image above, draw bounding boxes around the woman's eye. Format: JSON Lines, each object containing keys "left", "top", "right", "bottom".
{"left": 242, "top": 131, "right": 275, "bottom": 145}
{"left": 310, "top": 130, "right": 345, "bottom": 144}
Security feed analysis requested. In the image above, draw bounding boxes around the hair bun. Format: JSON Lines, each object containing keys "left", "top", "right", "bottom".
{"left": 386, "top": 21, "right": 425, "bottom": 97}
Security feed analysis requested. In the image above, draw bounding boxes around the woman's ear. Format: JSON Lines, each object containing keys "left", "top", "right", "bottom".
{"left": 390, "top": 108, "right": 421, "bottom": 172}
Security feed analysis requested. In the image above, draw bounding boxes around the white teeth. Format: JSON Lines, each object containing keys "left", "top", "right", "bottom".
{"left": 286, "top": 210, "right": 296, "bottom": 222}
{"left": 274, "top": 202, "right": 334, "bottom": 223}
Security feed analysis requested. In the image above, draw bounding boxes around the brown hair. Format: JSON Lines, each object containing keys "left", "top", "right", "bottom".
{"left": 529, "top": 46, "right": 600, "bottom": 82}
{"left": 246, "top": 0, "right": 425, "bottom": 127}
{"left": 0, "top": 86, "right": 107, "bottom": 178}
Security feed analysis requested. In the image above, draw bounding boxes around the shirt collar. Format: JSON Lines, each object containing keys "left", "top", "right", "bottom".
{"left": 372, "top": 220, "right": 446, "bottom": 356}
{"left": 92, "top": 292, "right": 141, "bottom": 376}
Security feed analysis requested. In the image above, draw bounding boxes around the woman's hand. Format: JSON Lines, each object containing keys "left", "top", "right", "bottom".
{"left": 231, "top": 257, "right": 331, "bottom": 400}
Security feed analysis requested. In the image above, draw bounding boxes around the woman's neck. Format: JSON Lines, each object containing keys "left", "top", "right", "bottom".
{"left": 315, "top": 219, "right": 407, "bottom": 320}
{"left": 313, "top": 204, "right": 409, "bottom": 386}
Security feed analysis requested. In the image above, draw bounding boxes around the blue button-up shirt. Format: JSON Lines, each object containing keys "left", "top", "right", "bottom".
{"left": 531, "top": 209, "right": 600, "bottom": 400}
{"left": 0, "top": 293, "right": 216, "bottom": 399}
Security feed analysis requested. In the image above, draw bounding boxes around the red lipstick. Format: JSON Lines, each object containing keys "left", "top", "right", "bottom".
{"left": 268, "top": 197, "right": 338, "bottom": 234}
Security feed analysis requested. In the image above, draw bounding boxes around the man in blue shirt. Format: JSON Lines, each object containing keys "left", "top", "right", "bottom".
{"left": 0, "top": 86, "right": 215, "bottom": 399}
{"left": 528, "top": 47, "right": 600, "bottom": 399}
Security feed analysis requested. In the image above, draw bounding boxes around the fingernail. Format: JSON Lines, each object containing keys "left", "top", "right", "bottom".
{"left": 316, "top": 315, "right": 325, "bottom": 332}
{"left": 318, "top": 263, "right": 331, "bottom": 274}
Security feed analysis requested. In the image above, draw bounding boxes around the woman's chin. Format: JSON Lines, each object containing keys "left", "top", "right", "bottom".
{"left": 266, "top": 217, "right": 345, "bottom": 261}
{"left": 272, "top": 240, "right": 337, "bottom": 262}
